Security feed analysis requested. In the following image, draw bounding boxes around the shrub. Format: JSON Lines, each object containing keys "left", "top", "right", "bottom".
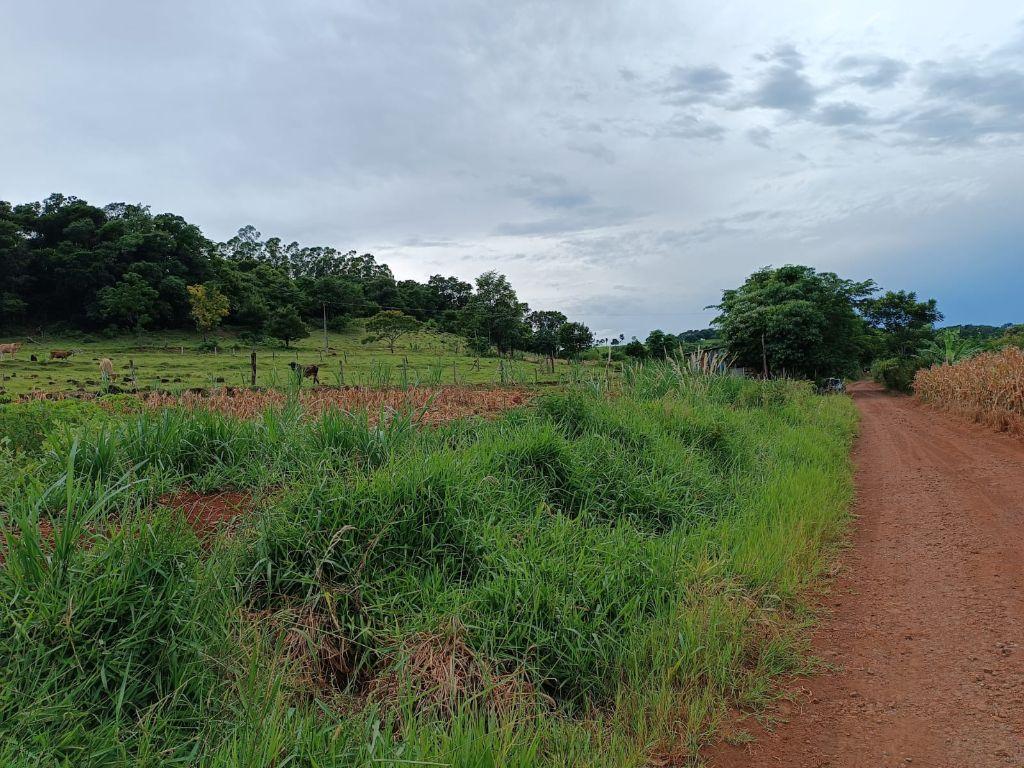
{"left": 870, "top": 357, "right": 921, "bottom": 393}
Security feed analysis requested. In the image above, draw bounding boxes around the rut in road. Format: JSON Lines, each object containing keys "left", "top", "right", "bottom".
{"left": 705, "top": 381, "right": 1024, "bottom": 768}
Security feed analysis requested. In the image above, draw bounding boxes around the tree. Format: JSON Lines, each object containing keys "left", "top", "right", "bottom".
{"left": 94, "top": 273, "right": 160, "bottom": 332}
{"left": 362, "top": 310, "right": 421, "bottom": 353}
{"left": 713, "top": 265, "right": 876, "bottom": 379}
{"left": 861, "top": 290, "right": 942, "bottom": 357}
{"left": 645, "top": 329, "right": 674, "bottom": 359}
{"left": 464, "top": 271, "right": 529, "bottom": 356}
{"left": 265, "top": 306, "right": 308, "bottom": 348}
{"left": 187, "top": 284, "right": 230, "bottom": 341}
{"left": 558, "top": 321, "right": 594, "bottom": 359}
{"left": 917, "top": 329, "right": 981, "bottom": 366}
{"left": 528, "top": 310, "right": 567, "bottom": 369}
{"left": 624, "top": 337, "right": 647, "bottom": 359}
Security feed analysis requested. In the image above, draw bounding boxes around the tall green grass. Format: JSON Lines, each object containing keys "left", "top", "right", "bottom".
{"left": 0, "top": 368, "right": 857, "bottom": 766}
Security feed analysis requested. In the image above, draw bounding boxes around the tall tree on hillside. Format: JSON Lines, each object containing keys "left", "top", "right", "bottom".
{"left": 713, "top": 265, "right": 876, "bottom": 379}
{"left": 187, "top": 284, "right": 230, "bottom": 341}
{"left": 860, "top": 290, "right": 942, "bottom": 357}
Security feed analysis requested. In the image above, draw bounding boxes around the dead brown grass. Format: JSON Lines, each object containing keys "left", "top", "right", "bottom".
{"left": 138, "top": 385, "right": 532, "bottom": 423}
{"left": 914, "top": 347, "right": 1024, "bottom": 436}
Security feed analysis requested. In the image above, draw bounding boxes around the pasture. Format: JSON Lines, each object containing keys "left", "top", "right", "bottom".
{"left": 0, "top": 329, "right": 590, "bottom": 400}
{"left": 0, "top": 364, "right": 858, "bottom": 766}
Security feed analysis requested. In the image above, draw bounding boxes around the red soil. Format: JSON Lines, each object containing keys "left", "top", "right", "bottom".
{"left": 158, "top": 490, "right": 253, "bottom": 536}
{"left": 704, "top": 382, "right": 1024, "bottom": 767}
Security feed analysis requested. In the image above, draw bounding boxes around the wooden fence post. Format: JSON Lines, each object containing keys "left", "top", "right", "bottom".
{"left": 250, "top": 350, "right": 257, "bottom": 387}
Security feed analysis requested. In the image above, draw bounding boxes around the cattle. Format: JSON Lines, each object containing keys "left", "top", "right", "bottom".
{"left": 0, "top": 342, "right": 21, "bottom": 359}
{"left": 50, "top": 349, "right": 74, "bottom": 361}
{"left": 288, "top": 361, "right": 320, "bottom": 385}
{"left": 99, "top": 358, "right": 115, "bottom": 379}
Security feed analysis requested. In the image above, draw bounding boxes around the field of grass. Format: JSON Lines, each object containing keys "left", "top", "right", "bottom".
{"left": 0, "top": 328, "right": 594, "bottom": 399}
{"left": 0, "top": 365, "right": 858, "bottom": 766}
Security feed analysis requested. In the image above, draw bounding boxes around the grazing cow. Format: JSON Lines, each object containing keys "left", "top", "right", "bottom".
{"left": 50, "top": 349, "right": 74, "bottom": 361}
{"left": 288, "top": 361, "right": 320, "bottom": 385}
{"left": 99, "top": 358, "right": 115, "bottom": 379}
{"left": 0, "top": 342, "right": 21, "bottom": 359}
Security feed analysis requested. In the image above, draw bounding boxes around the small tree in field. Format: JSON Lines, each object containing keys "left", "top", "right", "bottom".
{"left": 558, "top": 321, "right": 594, "bottom": 360}
{"left": 187, "top": 284, "right": 230, "bottom": 341}
{"left": 265, "top": 306, "right": 309, "bottom": 348}
{"left": 362, "top": 310, "right": 421, "bottom": 353}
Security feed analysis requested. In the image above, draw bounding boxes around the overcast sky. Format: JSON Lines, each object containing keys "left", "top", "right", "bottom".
{"left": 2, "top": 1, "right": 1022, "bottom": 338}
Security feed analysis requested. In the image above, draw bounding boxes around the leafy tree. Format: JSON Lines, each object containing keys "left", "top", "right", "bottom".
{"left": 94, "top": 273, "right": 160, "bottom": 332}
{"left": 464, "top": 271, "right": 529, "bottom": 356}
{"left": 713, "top": 265, "right": 876, "bottom": 379}
{"left": 264, "top": 306, "right": 308, "bottom": 348}
{"left": 362, "top": 310, "right": 421, "bottom": 353}
{"left": 187, "top": 284, "right": 230, "bottom": 341}
{"left": 645, "top": 329, "right": 674, "bottom": 359}
{"left": 558, "top": 321, "right": 594, "bottom": 359}
{"left": 861, "top": 290, "right": 942, "bottom": 357}
{"left": 623, "top": 337, "right": 647, "bottom": 359}
{"left": 528, "top": 310, "right": 567, "bottom": 368}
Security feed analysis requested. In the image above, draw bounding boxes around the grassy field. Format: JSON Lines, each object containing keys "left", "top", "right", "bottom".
{"left": 0, "top": 365, "right": 857, "bottom": 766}
{"left": 0, "top": 328, "right": 592, "bottom": 399}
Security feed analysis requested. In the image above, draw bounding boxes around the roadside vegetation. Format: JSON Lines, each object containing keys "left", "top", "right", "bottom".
{"left": 0, "top": 365, "right": 857, "bottom": 766}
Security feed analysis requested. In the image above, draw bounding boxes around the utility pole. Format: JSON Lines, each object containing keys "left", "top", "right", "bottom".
{"left": 761, "top": 333, "right": 769, "bottom": 378}
{"left": 322, "top": 303, "right": 329, "bottom": 355}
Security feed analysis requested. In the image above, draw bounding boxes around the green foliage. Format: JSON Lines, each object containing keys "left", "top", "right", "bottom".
{"left": 558, "top": 321, "right": 594, "bottom": 359}
{"left": 871, "top": 356, "right": 922, "bottom": 393}
{"left": 264, "top": 306, "right": 309, "bottom": 348}
{"left": 861, "top": 290, "right": 943, "bottom": 357}
{"left": 361, "top": 310, "right": 422, "bottom": 353}
{"left": 917, "top": 329, "right": 981, "bottom": 366}
{"left": 187, "top": 283, "right": 230, "bottom": 340}
{"left": 95, "top": 273, "right": 160, "bottom": 332}
{"left": 0, "top": 399, "right": 105, "bottom": 454}
{"left": 713, "top": 265, "right": 875, "bottom": 379}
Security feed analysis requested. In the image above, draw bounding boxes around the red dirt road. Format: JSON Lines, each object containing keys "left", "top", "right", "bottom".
{"left": 706, "top": 382, "right": 1024, "bottom": 768}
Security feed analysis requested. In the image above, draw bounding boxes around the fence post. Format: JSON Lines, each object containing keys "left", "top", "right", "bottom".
{"left": 250, "top": 350, "right": 257, "bottom": 387}
{"left": 339, "top": 360, "right": 344, "bottom": 386}
{"left": 129, "top": 359, "right": 137, "bottom": 390}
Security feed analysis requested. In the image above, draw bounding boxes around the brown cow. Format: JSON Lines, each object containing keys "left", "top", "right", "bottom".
{"left": 288, "top": 361, "right": 320, "bottom": 385}
{"left": 50, "top": 349, "right": 74, "bottom": 361}
{"left": 0, "top": 342, "right": 21, "bottom": 359}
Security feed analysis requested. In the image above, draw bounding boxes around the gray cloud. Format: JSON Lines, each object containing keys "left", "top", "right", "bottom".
{"left": 747, "top": 126, "right": 773, "bottom": 148}
{"left": 814, "top": 101, "right": 874, "bottom": 126}
{"left": 835, "top": 55, "right": 910, "bottom": 90}
{"left": 661, "top": 65, "right": 732, "bottom": 104}
{"left": 745, "top": 44, "right": 818, "bottom": 113}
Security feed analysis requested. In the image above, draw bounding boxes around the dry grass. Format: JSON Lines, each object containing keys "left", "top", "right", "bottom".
{"left": 136, "top": 385, "right": 532, "bottom": 423}
{"left": 914, "top": 347, "right": 1024, "bottom": 436}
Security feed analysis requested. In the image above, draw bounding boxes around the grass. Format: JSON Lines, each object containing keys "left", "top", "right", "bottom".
{"left": 0, "top": 327, "right": 602, "bottom": 399}
{"left": 0, "top": 364, "right": 858, "bottom": 766}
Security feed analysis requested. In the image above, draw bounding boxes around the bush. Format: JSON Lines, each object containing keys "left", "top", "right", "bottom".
{"left": 0, "top": 399, "right": 106, "bottom": 454}
{"left": 871, "top": 357, "right": 921, "bottom": 393}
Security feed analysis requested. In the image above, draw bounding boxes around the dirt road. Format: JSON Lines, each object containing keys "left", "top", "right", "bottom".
{"left": 706, "top": 382, "right": 1024, "bottom": 768}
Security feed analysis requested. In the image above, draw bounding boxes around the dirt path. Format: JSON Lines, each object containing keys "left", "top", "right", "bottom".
{"left": 705, "top": 381, "right": 1024, "bottom": 768}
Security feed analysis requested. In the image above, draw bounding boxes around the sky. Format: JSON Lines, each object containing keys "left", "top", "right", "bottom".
{"left": 2, "top": 1, "right": 1022, "bottom": 339}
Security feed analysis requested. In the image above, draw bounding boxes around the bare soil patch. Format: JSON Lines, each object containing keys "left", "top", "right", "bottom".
{"left": 703, "top": 381, "right": 1024, "bottom": 767}
{"left": 158, "top": 489, "right": 253, "bottom": 536}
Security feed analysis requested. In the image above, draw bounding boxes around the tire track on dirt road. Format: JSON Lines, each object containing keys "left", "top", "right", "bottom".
{"left": 705, "top": 381, "right": 1024, "bottom": 768}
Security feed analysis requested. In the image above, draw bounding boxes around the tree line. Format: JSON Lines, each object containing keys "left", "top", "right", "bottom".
{"left": 0, "top": 194, "right": 597, "bottom": 358}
